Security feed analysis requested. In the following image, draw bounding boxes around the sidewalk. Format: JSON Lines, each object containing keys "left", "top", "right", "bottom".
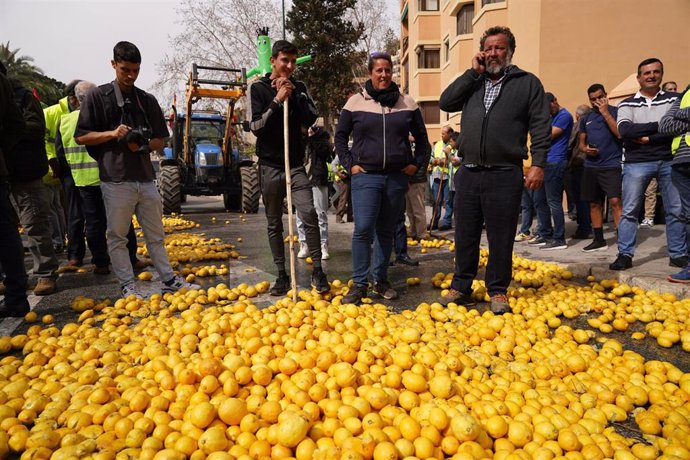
{"left": 508, "top": 219, "right": 690, "bottom": 298}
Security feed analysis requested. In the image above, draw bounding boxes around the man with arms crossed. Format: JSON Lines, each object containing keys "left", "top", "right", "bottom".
{"left": 609, "top": 58, "right": 685, "bottom": 270}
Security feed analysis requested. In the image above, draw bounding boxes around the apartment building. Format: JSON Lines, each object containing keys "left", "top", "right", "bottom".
{"left": 400, "top": 0, "right": 690, "bottom": 142}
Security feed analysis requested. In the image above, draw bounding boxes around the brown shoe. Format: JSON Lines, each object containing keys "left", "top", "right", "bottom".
{"left": 33, "top": 278, "right": 57, "bottom": 296}
{"left": 490, "top": 294, "right": 511, "bottom": 315}
{"left": 440, "top": 288, "right": 476, "bottom": 307}
{"left": 93, "top": 265, "right": 111, "bottom": 275}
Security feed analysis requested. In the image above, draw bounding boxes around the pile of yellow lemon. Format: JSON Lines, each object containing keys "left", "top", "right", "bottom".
{"left": 136, "top": 233, "right": 240, "bottom": 266}
{"left": 0, "top": 264, "right": 687, "bottom": 460}
{"left": 133, "top": 215, "right": 201, "bottom": 235}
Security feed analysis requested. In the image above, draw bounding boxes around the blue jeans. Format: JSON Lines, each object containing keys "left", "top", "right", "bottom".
{"left": 671, "top": 166, "right": 690, "bottom": 264}
{"left": 519, "top": 186, "right": 550, "bottom": 237}
{"left": 351, "top": 171, "right": 409, "bottom": 287}
{"left": 544, "top": 161, "right": 567, "bottom": 242}
{"left": 618, "top": 160, "right": 686, "bottom": 258}
{"left": 451, "top": 166, "right": 523, "bottom": 296}
{"left": 431, "top": 177, "right": 452, "bottom": 227}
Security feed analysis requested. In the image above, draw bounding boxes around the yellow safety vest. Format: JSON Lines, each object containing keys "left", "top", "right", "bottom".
{"left": 671, "top": 91, "right": 690, "bottom": 155}
{"left": 43, "top": 97, "right": 70, "bottom": 185}
{"left": 432, "top": 140, "right": 449, "bottom": 177}
{"left": 59, "top": 110, "right": 100, "bottom": 187}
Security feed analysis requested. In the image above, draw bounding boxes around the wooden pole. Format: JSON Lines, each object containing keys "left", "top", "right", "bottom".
{"left": 283, "top": 99, "right": 298, "bottom": 303}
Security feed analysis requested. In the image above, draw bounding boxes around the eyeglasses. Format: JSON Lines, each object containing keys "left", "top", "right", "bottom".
{"left": 370, "top": 52, "right": 391, "bottom": 59}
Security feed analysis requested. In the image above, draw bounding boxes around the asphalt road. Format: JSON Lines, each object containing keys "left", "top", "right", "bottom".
{"left": 1, "top": 195, "right": 688, "bottom": 372}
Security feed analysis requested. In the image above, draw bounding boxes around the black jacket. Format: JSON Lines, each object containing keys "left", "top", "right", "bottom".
{"left": 439, "top": 67, "right": 550, "bottom": 168}
{"left": 305, "top": 128, "right": 332, "bottom": 186}
{"left": 6, "top": 83, "right": 48, "bottom": 181}
{"left": 248, "top": 76, "right": 318, "bottom": 170}
{"left": 0, "top": 74, "right": 25, "bottom": 178}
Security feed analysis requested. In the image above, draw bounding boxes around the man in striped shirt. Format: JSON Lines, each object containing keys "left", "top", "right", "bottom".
{"left": 609, "top": 58, "right": 685, "bottom": 271}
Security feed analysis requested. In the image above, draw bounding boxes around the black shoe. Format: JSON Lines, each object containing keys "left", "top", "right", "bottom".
{"left": 371, "top": 281, "right": 398, "bottom": 300}
{"left": 571, "top": 231, "right": 592, "bottom": 240}
{"left": 670, "top": 256, "right": 690, "bottom": 268}
{"left": 427, "top": 224, "right": 438, "bottom": 231}
{"left": 270, "top": 275, "right": 290, "bottom": 296}
{"left": 609, "top": 254, "right": 633, "bottom": 270}
{"left": 395, "top": 255, "right": 419, "bottom": 266}
{"left": 342, "top": 284, "right": 368, "bottom": 305}
{"left": 311, "top": 268, "right": 330, "bottom": 294}
{"left": 438, "top": 224, "right": 452, "bottom": 231}
{"left": 527, "top": 236, "right": 547, "bottom": 246}
{"left": 0, "top": 302, "right": 29, "bottom": 318}
{"left": 582, "top": 240, "right": 607, "bottom": 252}
{"left": 540, "top": 240, "right": 568, "bottom": 251}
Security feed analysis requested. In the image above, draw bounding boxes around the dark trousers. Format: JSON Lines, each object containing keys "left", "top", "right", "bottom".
{"left": 393, "top": 197, "right": 408, "bottom": 258}
{"left": 79, "top": 185, "right": 140, "bottom": 268}
{"left": 569, "top": 166, "right": 592, "bottom": 234}
{"left": 260, "top": 164, "right": 322, "bottom": 271}
{"left": 335, "top": 178, "right": 353, "bottom": 221}
{"left": 451, "top": 166, "right": 523, "bottom": 296}
{"left": 0, "top": 182, "right": 29, "bottom": 311}
{"left": 63, "top": 174, "right": 86, "bottom": 263}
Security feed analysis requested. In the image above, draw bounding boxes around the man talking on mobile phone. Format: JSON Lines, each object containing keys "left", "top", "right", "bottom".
{"left": 438, "top": 26, "right": 550, "bottom": 314}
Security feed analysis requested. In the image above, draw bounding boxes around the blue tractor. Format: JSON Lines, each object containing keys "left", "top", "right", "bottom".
{"left": 157, "top": 64, "right": 260, "bottom": 214}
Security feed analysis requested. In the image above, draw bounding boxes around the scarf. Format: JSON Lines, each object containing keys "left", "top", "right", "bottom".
{"left": 365, "top": 80, "right": 400, "bottom": 108}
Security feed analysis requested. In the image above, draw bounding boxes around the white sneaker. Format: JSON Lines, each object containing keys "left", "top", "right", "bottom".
{"left": 297, "top": 242, "right": 308, "bottom": 258}
{"left": 321, "top": 243, "right": 330, "bottom": 260}
{"left": 162, "top": 275, "right": 201, "bottom": 293}
{"left": 122, "top": 282, "right": 144, "bottom": 299}
{"left": 639, "top": 218, "right": 654, "bottom": 229}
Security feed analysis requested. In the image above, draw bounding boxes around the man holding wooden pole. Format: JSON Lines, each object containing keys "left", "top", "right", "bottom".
{"left": 248, "top": 40, "right": 330, "bottom": 297}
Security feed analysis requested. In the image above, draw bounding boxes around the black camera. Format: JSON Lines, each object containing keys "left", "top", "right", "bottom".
{"left": 125, "top": 127, "right": 153, "bottom": 154}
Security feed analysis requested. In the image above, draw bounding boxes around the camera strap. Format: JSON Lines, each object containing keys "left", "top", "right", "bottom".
{"left": 111, "top": 81, "right": 152, "bottom": 130}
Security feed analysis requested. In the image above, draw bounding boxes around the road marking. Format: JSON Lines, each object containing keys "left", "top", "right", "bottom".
{"left": 0, "top": 294, "right": 42, "bottom": 336}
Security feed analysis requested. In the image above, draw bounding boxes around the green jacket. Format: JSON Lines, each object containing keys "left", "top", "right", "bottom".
{"left": 43, "top": 96, "right": 70, "bottom": 185}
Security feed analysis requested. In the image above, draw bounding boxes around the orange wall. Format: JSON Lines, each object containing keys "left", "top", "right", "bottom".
{"left": 403, "top": 0, "right": 690, "bottom": 137}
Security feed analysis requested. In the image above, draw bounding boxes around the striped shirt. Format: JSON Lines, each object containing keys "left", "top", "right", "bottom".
{"left": 617, "top": 90, "right": 678, "bottom": 163}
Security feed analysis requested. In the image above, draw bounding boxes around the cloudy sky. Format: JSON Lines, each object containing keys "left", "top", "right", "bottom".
{"left": 1, "top": 0, "right": 400, "bottom": 93}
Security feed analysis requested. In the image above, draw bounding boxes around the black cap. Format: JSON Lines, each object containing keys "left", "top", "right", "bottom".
{"left": 545, "top": 92, "right": 555, "bottom": 102}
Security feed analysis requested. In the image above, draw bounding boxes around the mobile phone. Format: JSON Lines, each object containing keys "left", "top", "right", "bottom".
{"left": 588, "top": 143, "right": 597, "bottom": 149}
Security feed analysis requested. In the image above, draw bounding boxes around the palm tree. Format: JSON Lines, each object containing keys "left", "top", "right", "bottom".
{"left": 0, "top": 41, "right": 64, "bottom": 105}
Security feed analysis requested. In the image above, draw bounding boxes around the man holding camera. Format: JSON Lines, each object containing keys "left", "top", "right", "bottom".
{"left": 75, "top": 41, "right": 199, "bottom": 298}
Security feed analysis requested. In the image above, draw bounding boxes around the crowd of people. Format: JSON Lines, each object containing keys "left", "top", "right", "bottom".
{"left": 0, "top": 41, "right": 201, "bottom": 318}
{"left": 1, "top": 27, "right": 688, "bottom": 318}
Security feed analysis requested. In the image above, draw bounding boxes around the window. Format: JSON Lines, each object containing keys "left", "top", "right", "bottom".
{"left": 419, "top": 101, "right": 440, "bottom": 124}
{"left": 482, "top": 0, "right": 503, "bottom": 5}
{"left": 456, "top": 4, "right": 474, "bottom": 35}
{"left": 417, "top": 46, "right": 440, "bottom": 69}
{"left": 443, "top": 38, "right": 450, "bottom": 63}
{"left": 419, "top": 0, "right": 439, "bottom": 11}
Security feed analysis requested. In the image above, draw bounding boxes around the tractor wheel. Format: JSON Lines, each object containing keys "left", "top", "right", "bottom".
{"left": 239, "top": 165, "right": 260, "bottom": 213}
{"left": 159, "top": 165, "right": 182, "bottom": 215}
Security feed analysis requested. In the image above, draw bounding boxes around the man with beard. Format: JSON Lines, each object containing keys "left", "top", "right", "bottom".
{"left": 438, "top": 26, "right": 550, "bottom": 314}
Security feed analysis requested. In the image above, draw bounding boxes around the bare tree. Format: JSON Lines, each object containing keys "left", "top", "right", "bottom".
{"left": 151, "top": 0, "right": 282, "bottom": 108}
{"left": 348, "top": 0, "right": 394, "bottom": 56}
